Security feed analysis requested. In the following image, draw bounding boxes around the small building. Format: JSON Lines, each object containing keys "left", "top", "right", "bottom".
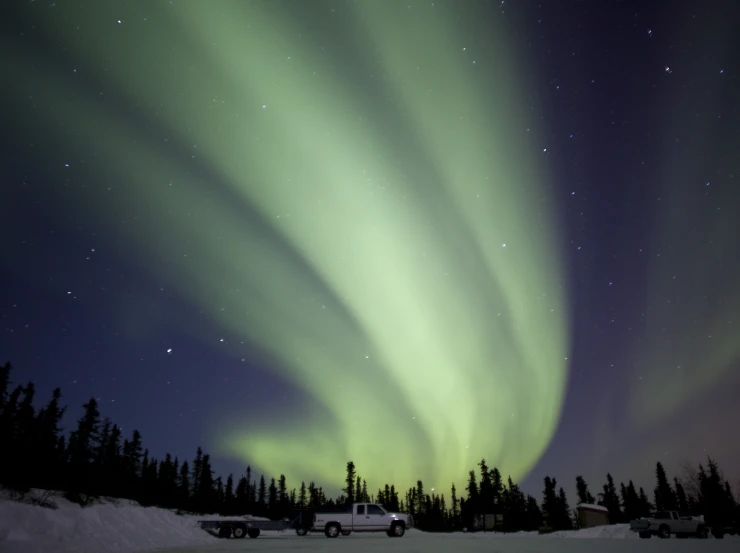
{"left": 576, "top": 503, "right": 610, "bottom": 528}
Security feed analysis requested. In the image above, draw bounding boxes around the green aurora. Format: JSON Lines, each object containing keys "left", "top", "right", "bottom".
{"left": 8, "top": 1, "right": 570, "bottom": 489}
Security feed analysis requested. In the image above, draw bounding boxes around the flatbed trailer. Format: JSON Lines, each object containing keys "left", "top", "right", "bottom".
{"left": 198, "top": 513, "right": 311, "bottom": 539}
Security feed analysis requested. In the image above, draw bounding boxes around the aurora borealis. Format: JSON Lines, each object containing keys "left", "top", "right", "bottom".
{"left": 2, "top": 0, "right": 739, "bottom": 500}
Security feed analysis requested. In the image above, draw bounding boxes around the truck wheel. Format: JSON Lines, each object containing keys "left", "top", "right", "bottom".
{"left": 325, "top": 523, "right": 340, "bottom": 538}
{"left": 390, "top": 523, "right": 405, "bottom": 537}
{"left": 638, "top": 532, "right": 651, "bottom": 539}
{"left": 341, "top": 530, "right": 352, "bottom": 536}
{"left": 247, "top": 528, "right": 260, "bottom": 539}
{"left": 658, "top": 525, "right": 670, "bottom": 539}
{"left": 296, "top": 528, "right": 308, "bottom": 536}
{"left": 696, "top": 525, "right": 708, "bottom": 539}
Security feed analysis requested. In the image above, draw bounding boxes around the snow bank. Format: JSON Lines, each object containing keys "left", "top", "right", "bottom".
{"left": 549, "top": 523, "right": 636, "bottom": 539}
{"left": 0, "top": 491, "right": 216, "bottom": 553}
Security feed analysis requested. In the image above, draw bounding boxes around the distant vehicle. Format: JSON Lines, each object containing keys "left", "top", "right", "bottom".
{"left": 629, "top": 511, "right": 714, "bottom": 539}
{"left": 312, "top": 503, "right": 413, "bottom": 537}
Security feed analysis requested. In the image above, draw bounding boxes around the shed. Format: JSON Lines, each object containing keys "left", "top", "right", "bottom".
{"left": 576, "top": 503, "right": 610, "bottom": 528}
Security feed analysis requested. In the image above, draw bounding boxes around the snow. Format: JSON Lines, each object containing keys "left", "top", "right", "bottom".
{"left": 0, "top": 490, "right": 215, "bottom": 553}
{"left": 576, "top": 502, "right": 609, "bottom": 513}
{"left": 1, "top": 490, "right": 737, "bottom": 553}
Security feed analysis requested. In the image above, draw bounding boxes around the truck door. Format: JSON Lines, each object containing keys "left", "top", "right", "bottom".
{"left": 365, "top": 504, "right": 388, "bottom": 530}
{"left": 353, "top": 504, "right": 371, "bottom": 531}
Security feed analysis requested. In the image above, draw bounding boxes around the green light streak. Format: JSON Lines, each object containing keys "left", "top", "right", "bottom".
{"left": 17, "top": 1, "right": 569, "bottom": 490}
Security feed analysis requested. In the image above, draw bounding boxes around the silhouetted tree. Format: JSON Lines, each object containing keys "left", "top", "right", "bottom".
{"left": 575, "top": 475, "right": 596, "bottom": 504}
{"left": 654, "top": 462, "right": 676, "bottom": 510}
{"left": 343, "top": 461, "right": 356, "bottom": 504}
{"left": 598, "top": 473, "right": 622, "bottom": 523}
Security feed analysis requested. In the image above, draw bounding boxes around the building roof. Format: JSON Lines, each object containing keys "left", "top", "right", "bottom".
{"left": 576, "top": 503, "right": 609, "bottom": 513}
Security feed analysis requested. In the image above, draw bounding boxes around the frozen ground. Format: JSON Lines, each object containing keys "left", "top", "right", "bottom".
{"left": 161, "top": 529, "right": 739, "bottom": 553}
{"left": 0, "top": 490, "right": 736, "bottom": 553}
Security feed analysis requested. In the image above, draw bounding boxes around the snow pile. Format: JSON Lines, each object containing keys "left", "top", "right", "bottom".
{"left": 0, "top": 491, "right": 216, "bottom": 553}
{"left": 549, "top": 524, "right": 636, "bottom": 539}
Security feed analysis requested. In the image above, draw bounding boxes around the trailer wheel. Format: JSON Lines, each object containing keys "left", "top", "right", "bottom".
{"left": 232, "top": 524, "right": 246, "bottom": 539}
{"left": 296, "top": 528, "right": 308, "bottom": 536}
{"left": 390, "top": 522, "right": 405, "bottom": 537}
{"left": 218, "top": 525, "right": 231, "bottom": 538}
{"left": 696, "top": 525, "right": 708, "bottom": 539}
{"left": 712, "top": 528, "right": 725, "bottom": 539}
{"left": 638, "top": 532, "right": 651, "bottom": 539}
{"left": 325, "top": 523, "right": 340, "bottom": 538}
{"left": 658, "top": 525, "right": 670, "bottom": 539}
{"left": 247, "top": 528, "right": 260, "bottom": 539}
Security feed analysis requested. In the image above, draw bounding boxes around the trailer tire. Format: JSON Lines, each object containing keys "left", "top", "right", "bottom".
{"left": 638, "top": 532, "right": 651, "bottom": 539}
{"left": 232, "top": 524, "right": 246, "bottom": 539}
{"left": 247, "top": 528, "right": 260, "bottom": 539}
{"left": 218, "top": 525, "right": 231, "bottom": 538}
{"left": 296, "top": 528, "right": 308, "bottom": 536}
{"left": 658, "top": 525, "right": 670, "bottom": 539}
{"left": 712, "top": 528, "right": 725, "bottom": 539}
{"left": 325, "top": 523, "right": 340, "bottom": 538}
{"left": 696, "top": 525, "right": 708, "bottom": 539}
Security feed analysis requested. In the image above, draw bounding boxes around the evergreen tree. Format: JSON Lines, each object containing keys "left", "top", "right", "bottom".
{"left": 178, "top": 460, "right": 191, "bottom": 509}
{"left": 478, "top": 459, "right": 493, "bottom": 513}
{"left": 674, "top": 477, "right": 688, "bottom": 511}
{"left": 503, "top": 476, "right": 527, "bottom": 531}
{"left": 542, "top": 476, "right": 558, "bottom": 528}
{"left": 620, "top": 481, "right": 642, "bottom": 521}
{"left": 654, "top": 461, "right": 677, "bottom": 510}
{"left": 225, "top": 474, "right": 235, "bottom": 515}
{"left": 575, "top": 475, "right": 596, "bottom": 504}
{"left": 298, "top": 481, "right": 307, "bottom": 509}
{"left": 258, "top": 475, "right": 267, "bottom": 512}
{"left": 35, "top": 387, "right": 66, "bottom": 489}
{"left": 450, "top": 483, "right": 459, "bottom": 525}
{"left": 0, "top": 362, "right": 11, "bottom": 409}
{"left": 556, "top": 487, "right": 573, "bottom": 530}
{"left": 268, "top": 477, "right": 278, "bottom": 514}
{"left": 525, "top": 495, "right": 543, "bottom": 531}
{"left": 462, "top": 470, "right": 479, "bottom": 529}
{"left": 67, "top": 398, "right": 101, "bottom": 497}
{"left": 343, "top": 461, "right": 356, "bottom": 504}
{"left": 598, "top": 473, "right": 622, "bottom": 523}
{"left": 637, "top": 487, "right": 652, "bottom": 517}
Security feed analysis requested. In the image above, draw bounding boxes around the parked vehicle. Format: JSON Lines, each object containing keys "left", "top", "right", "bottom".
{"left": 629, "top": 511, "right": 712, "bottom": 539}
{"left": 312, "top": 503, "right": 413, "bottom": 537}
{"left": 198, "top": 512, "right": 310, "bottom": 539}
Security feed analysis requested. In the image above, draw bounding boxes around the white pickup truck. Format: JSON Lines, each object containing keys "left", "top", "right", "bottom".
{"left": 312, "top": 503, "right": 413, "bottom": 537}
{"left": 629, "top": 511, "right": 709, "bottom": 539}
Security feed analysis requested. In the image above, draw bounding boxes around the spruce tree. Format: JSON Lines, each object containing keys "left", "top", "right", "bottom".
{"left": 344, "top": 461, "right": 356, "bottom": 504}
{"left": 575, "top": 475, "right": 596, "bottom": 504}
{"left": 598, "top": 473, "right": 622, "bottom": 523}
{"left": 67, "top": 398, "right": 101, "bottom": 498}
{"left": 557, "top": 487, "right": 573, "bottom": 530}
{"left": 298, "top": 481, "right": 307, "bottom": 508}
{"left": 654, "top": 461, "right": 676, "bottom": 510}
{"left": 542, "top": 476, "right": 558, "bottom": 528}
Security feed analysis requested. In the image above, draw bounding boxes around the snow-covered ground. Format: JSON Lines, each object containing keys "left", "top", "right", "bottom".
{"left": 0, "top": 490, "right": 736, "bottom": 553}
{"left": 0, "top": 490, "right": 215, "bottom": 553}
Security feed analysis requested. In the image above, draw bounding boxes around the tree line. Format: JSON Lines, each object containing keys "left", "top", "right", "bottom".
{"left": 1, "top": 361, "right": 738, "bottom": 533}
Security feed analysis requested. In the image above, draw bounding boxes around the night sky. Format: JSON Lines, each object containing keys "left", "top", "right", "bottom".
{"left": 2, "top": 0, "right": 739, "bottom": 501}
